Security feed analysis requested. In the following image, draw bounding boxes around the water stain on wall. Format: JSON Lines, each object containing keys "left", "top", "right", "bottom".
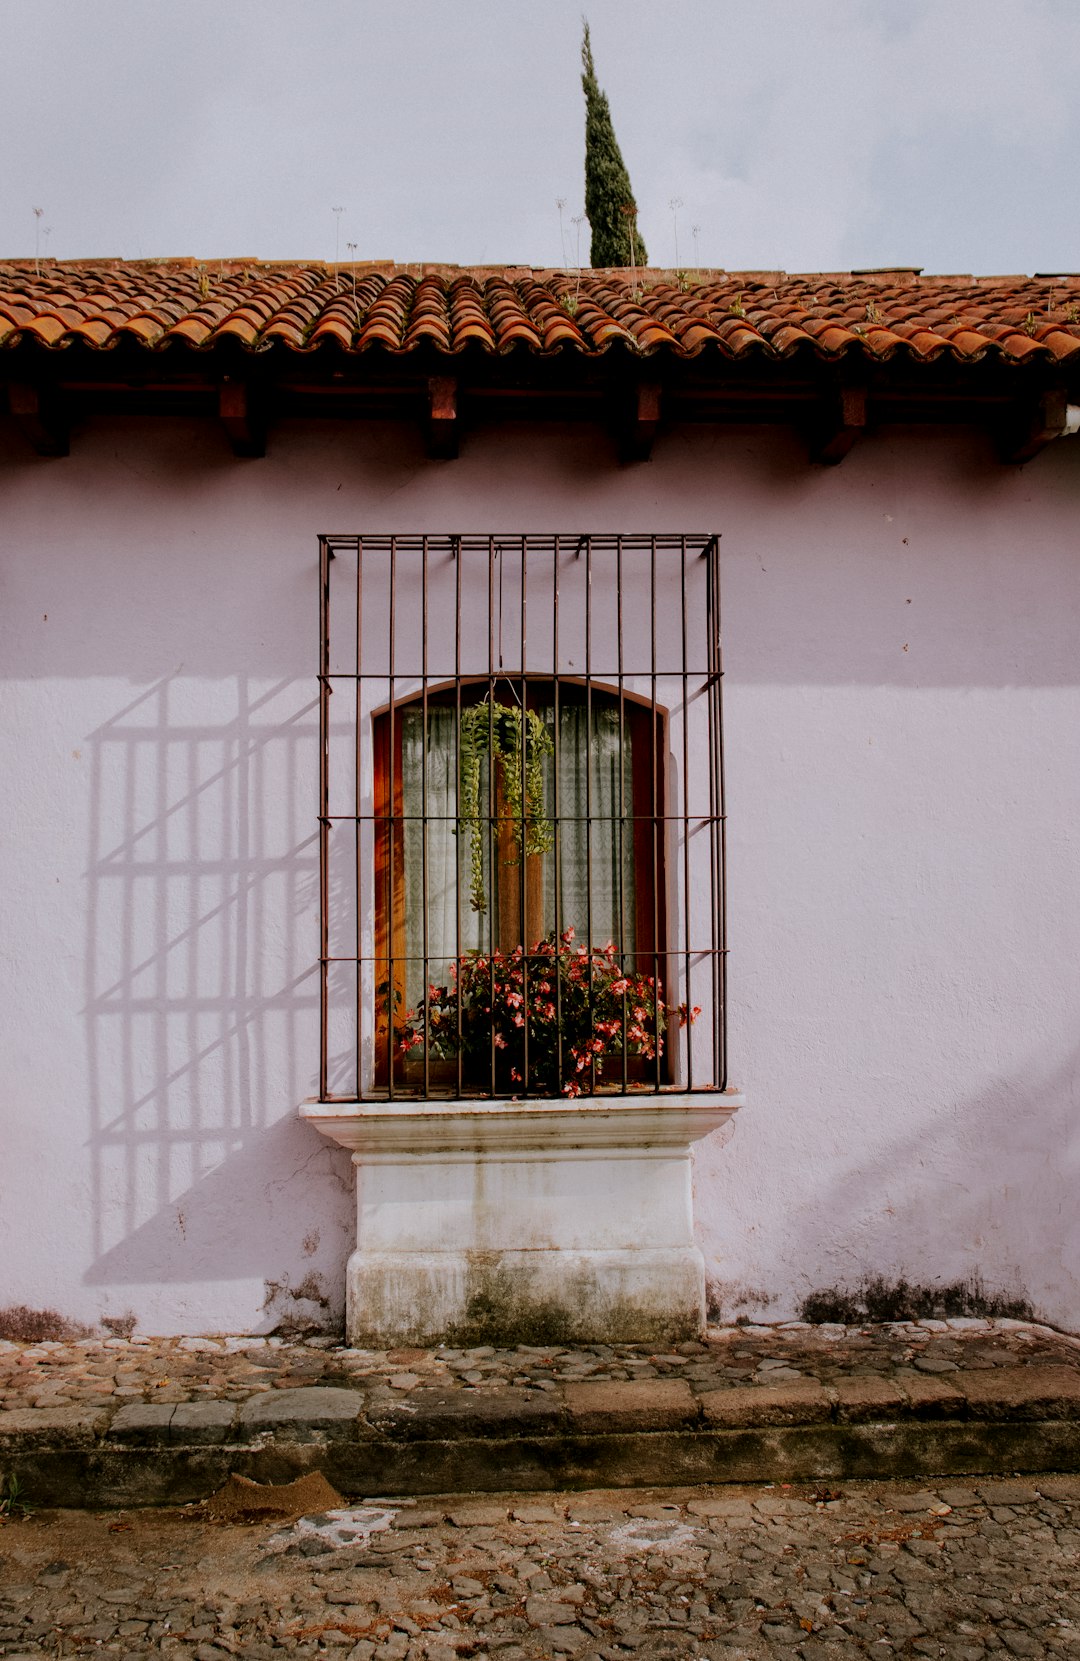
{"left": 262, "top": 1272, "right": 334, "bottom": 1337}
{"left": 706, "top": 1282, "right": 777, "bottom": 1324}
{"left": 799, "top": 1275, "right": 1035, "bottom": 1325}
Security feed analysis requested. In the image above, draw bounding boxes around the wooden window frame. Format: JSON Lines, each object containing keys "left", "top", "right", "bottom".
{"left": 372, "top": 680, "right": 667, "bottom": 1092}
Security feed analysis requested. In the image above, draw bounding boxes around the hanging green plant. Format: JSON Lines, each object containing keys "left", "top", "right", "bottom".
{"left": 457, "top": 700, "right": 554, "bottom": 912}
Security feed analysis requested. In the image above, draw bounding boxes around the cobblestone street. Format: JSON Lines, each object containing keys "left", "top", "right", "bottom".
{"left": 2, "top": 1472, "right": 1079, "bottom": 1660}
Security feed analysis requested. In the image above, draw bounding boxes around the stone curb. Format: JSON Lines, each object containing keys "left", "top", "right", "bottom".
{"left": 3, "top": 1365, "right": 1080, "bottom": 1507}
{"left": 10, "top": 1420, "right": 1080, "bottom": 1510}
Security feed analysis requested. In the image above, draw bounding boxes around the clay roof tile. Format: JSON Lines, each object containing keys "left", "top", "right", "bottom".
{"left": 0, "top": 260, "right": 1076, "bottom": 380}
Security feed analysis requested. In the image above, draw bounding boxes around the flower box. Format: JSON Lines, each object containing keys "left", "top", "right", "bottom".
{"left": 389, "top": 929, "right": 698, "bottom": 1100}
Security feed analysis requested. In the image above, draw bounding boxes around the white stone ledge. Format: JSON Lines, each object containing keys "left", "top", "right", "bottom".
{"left": 301, "top": 1089, "right": 744, "bottom": 1157}
{"left": 300, "top": 1089, "right": 745, "bottom": 1345}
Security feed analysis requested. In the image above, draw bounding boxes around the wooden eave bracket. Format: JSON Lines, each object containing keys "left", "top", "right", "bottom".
{"left": 426, "top": 375, "right": 459, "bottom": 459}
{"left": 619, "top": 379, "right": 662, "bottom": 463}
{"left": 809, "top": 383, "right": 867, "bottom": 465}
{"left": 218, "top": 378, "right": 266, "bottom": 457}
{"left": 7, "top": 380, "right": 69, "bottom": 456}
{"left": 1000, "top": 388, "right": 1072, "bottom": 464}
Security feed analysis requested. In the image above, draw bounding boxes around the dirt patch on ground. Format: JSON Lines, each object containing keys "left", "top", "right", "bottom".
{"left": 203, "top": 1470, "right": 344, "bottom": 1524}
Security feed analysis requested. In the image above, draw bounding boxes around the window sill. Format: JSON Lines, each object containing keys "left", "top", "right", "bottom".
{"left": 300, "top": 1088, "right": 744, "bottom": 1158}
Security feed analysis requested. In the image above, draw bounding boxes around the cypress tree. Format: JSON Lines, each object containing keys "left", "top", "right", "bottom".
{"left": 581, "top": 22, "right": 648, "bottom": 269}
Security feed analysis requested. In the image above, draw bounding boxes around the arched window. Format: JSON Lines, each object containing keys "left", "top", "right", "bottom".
{"left": 373, "top": 683, "right": 665, "bottom": 1091}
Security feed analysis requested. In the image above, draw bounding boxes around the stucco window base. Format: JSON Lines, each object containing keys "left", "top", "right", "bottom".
{"left": 300, "top": 1092, "right": 743, "bottom": 1348}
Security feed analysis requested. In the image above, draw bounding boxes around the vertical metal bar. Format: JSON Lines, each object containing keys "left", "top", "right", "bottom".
{"left": 551, "top": 534, "right": 562, "bottom": 1095}
{"left": 387, "top": 536, "right": 397, "bottom": 1097}
{"left": 354, "top": 535, "right": 363, "bottom": 1101}
{"left": 704, "top": 534, "right": 724, "bottom": 1093}
{"left": 680, "top": 535, "right": 693, "bottom": 1091}
{"left": 650, "top": 534, "right": 661, "bottom": 1092}
{"left": 487, "top": 535, "right": 496, "bottom": 1096}
{"left": 318, "top": 536, "right": 330, "bottom": 1102}
{"left": 713, "top": 534, "right": 728, "bottom": 1091}
{"left": 584, "top": 533, "right": 594, "bottom": 1095}
{"left": 520, "top": 534, "right": 530, "bottom": 1092}
{"left": 421, "top": 534, "right": 430, "bottom": 1099}
{"left": 454, "top": 536, "right": 463, "bottom": 1100}
{"left": 616, "top": 534, "right": 628, "bottom": 1094}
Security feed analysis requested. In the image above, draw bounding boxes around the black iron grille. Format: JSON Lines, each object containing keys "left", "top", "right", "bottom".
{"left": 318, "top": 534, "right": 726, "bottom": 1100}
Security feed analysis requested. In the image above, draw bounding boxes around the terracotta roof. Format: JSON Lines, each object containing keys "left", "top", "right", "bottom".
{"left": 2, "top": 260, "right": 1080, "bottom": 366}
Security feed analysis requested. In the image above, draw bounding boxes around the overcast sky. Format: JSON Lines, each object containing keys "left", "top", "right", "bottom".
{"left": 3, "top": 0, "right": 1079, "bottom": 277}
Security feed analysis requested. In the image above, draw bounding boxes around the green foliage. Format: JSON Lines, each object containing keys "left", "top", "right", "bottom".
{"left": 0, "top": 1473, "right": 29, "bottom": 1519}
{"left": 457, "top": 701, "right": 554, "bottom": 914}
{"left": 581, "top": 22, "right": 648, "bottom": 269}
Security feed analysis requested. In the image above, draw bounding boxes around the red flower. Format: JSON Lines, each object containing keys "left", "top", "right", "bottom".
{"left": 395, "top": 930, "right": 668, "bottom": 1097}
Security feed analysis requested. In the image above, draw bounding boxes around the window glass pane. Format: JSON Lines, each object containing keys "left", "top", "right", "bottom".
{"left": 401, "top": 706, "right": 488, "bottom": 1015}
{"left": 545, "top": 704, "right": 636, "bottom": 960}
{"left": 400, "top": 698, "right": 636, "bottom": 1017}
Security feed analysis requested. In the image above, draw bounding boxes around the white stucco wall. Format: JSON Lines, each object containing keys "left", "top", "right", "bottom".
{"left": 2, "top": 413, "right": 1078, "bottom": 1334}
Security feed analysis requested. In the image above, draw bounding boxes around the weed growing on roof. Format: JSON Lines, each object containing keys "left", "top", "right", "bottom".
{"left": 1067, "top": 303, "right": 1080, "bottom": 324}
{"left": 728, "top": 294, "right": 746, "bottom": 319}
{"left": 865, "top": 300, "right": 883, "bottom": 324}
{"left": 1023, "top": 312, "right": 1039, "bottom": 336}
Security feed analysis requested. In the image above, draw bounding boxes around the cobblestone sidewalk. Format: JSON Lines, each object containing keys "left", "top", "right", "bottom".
{"left": 3, "top": 1319, "right": 1080, "bottom": 1509}
{"left": 4, "top": 1317, "right": 1079, "bottom": 1417}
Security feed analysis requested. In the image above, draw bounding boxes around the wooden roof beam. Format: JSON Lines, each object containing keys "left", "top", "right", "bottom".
{"left": 218, "top": 377, "right": 266, "bottom": 457}
{"left": 1000, "top": 388, "right": 1076, "bottom": 464}
{"left": 808, "top": 383, "right": 867, "bottom": 465}
{"left": 426, "top": 376, "right": 459, "bottom": 459}
{"left": 7, "top": 381, "right": 69, "bottom": 456}
{"left": 619, "top": 379, "right": 662, "bottom": 463}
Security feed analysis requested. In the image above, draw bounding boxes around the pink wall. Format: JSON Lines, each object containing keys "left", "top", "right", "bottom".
{"left": 2, "top": 412, "right": 1079, "bottom": 1334}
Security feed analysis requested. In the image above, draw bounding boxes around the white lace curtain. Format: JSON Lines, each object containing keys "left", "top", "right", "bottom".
{"left": 401, "top": 702, "right": 636, "bottom": 1010}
